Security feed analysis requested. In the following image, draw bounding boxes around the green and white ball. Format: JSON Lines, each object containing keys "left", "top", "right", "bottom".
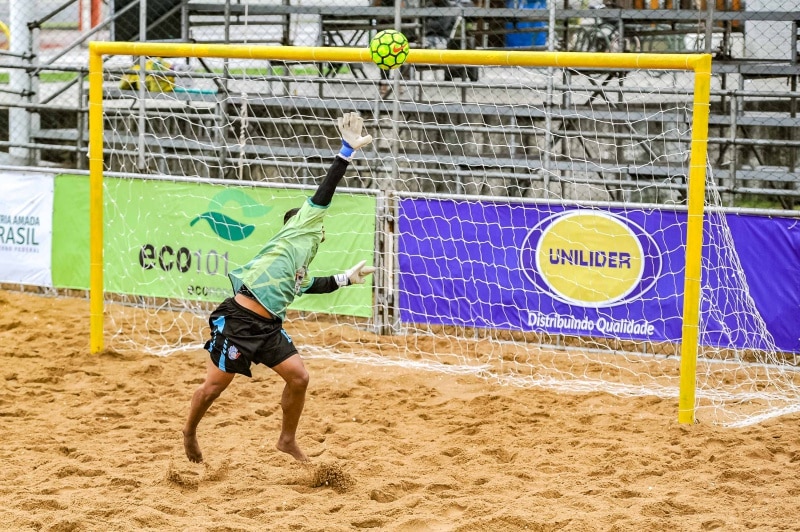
{"left": 369, "top": 29, "right": 410, "bottom": 71}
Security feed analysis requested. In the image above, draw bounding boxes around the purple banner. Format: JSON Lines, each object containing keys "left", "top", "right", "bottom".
{"left": 397, "top": 199, "right": 800, "bottom": 354}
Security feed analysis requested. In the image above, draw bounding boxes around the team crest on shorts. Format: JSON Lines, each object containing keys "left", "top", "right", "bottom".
{"left": 227, "top": 345, "right": 241, "bottom": 360}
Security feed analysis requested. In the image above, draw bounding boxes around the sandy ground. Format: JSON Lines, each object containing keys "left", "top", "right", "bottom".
{"left": 2, "top": 288, "right": 800, "bottom": 531}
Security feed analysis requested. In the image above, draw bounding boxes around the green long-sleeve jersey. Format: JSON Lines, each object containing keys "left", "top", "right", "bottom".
{"left": 228, "top": 198, "right": 327, "bottom": 320}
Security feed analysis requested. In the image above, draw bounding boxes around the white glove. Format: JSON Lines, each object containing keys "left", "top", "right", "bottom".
{"left": 337, "top": 112, "right": 373, "bottom": 159}
{"left": 334, "top": 260, "right": 377, "bottom": 287}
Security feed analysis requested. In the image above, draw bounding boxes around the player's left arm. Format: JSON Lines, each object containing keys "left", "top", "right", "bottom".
{"left": 301, "top": 261, "right": 377, "bottom": 294}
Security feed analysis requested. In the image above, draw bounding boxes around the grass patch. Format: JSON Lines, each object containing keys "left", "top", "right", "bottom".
{"left": 221, "top": 65, "right": 323, "bottom": 77}
{"left": 734, "top": 194, "right": 799, "bottom": 211}
{"left": 0, "top": 72, "right": 83, "bottom": 84}
{"left": 41, "top": 22, "right": 79, "bottom": 31}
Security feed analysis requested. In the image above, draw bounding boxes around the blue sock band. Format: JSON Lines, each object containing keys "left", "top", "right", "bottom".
{"left": 339, "top": 139, "right": 355, "bottom": 159}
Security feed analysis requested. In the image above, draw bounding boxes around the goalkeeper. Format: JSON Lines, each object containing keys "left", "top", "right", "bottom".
{"left": 183, "top": 112, "right": 375, "bottom": 463}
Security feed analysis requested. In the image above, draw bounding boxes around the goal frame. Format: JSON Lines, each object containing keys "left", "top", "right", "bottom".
{"left": 87, "top": 41, "right": 712, "bottom": 424}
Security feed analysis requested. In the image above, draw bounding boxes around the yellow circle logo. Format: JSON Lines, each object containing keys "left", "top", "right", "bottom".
{"left": 523, "top": 211, "right": 656, "bottom": 307}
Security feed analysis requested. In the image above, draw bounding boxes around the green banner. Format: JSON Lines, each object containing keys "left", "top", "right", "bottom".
{"left": 52, "top": 174, "right": 90, "bottom": 288}
{"left": 52, "top": 174, "right": 377, "bottom": 318}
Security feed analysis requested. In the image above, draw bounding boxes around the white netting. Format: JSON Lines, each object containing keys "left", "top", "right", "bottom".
{"left": 94, "top": 49, "right": 798, "bottom": 426}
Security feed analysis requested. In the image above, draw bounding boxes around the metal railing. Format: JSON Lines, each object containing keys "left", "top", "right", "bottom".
{"left": 0, "top": 1, "right": 798, "bottom": 208}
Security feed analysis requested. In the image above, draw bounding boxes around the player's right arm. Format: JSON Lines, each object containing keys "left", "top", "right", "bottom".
{"left": 310, "top": 112, "right": 373, "bottom": 208}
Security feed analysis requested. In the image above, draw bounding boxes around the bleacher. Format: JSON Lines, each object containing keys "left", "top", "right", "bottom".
{"left": 8, "top": 0, "right": 800, "bottom": 205}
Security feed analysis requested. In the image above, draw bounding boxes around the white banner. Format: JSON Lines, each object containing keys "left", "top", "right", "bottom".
{"left": 0, "top": 172, "right": 54, "bottom": 286}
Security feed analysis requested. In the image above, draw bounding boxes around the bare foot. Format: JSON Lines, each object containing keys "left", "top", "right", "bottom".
{"left": 183, "top": 430, "right": 203, "bottom": 463}
{"left": 276, "top": 438, "right": 309, "bottom": 462}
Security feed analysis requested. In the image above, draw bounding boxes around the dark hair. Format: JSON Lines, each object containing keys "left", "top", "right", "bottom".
{"left": 283, "top": 207, "right": 301, "bottom": 224}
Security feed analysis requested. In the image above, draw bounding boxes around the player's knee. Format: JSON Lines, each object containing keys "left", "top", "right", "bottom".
{"left": 287, "top": 370, "right": 309, "bottom": 391}
{"left": 202, "top": 381, "right": 228, "bottom": 400}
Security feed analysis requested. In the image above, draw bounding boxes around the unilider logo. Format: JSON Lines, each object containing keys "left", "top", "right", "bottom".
{"left": 519, "top": 210, "right": 662, "bottom": 308}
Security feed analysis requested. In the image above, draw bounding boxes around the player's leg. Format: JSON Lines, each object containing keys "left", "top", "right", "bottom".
{"left": 270, "top": 353, "right": 310, "bottom": 461}
{"left": 183, "top": 359, "right": 236, "bottom": 463}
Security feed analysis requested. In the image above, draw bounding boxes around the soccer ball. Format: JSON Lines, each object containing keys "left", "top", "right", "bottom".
{"left": 369, "top": 29, "right": 410, "bottom": 71}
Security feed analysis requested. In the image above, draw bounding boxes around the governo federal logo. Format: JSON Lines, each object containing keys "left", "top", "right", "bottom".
{"left": 519, "top": 210, "right": 661, "bottom": 307}
{"left": 191, "top": 189, "right": 272, "bottom": 241}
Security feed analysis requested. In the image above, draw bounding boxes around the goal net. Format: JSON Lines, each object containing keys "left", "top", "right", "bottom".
{"left": 87, "top": 42, "right": 799, "bottom": 427}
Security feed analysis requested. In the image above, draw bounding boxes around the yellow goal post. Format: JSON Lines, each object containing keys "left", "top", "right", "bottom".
{"left": 87, "top": 41, "right": 711, "bottom": 424}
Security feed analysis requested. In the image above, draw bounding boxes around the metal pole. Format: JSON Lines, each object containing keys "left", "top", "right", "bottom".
{"left": 704, "top": 0, "right": 714, "bottom": 53}
{"left": 678, "top": 54, "right": 713, "bottom": 425}
{"left": 137, "top": 0, "right": 147, "bottom": 170}
{"left": 92, "top": 0, "right": 103, "bottom": 27}
{"left": 88, "top": 44, "right": 105, "bottom": 353}
{"left": 9, "top": 0, "right": 34, "bottom": 165}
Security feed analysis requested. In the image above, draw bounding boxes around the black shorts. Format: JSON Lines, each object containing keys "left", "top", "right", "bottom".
{"left": 204, "top": 297, "right": 298, "bottom": 377}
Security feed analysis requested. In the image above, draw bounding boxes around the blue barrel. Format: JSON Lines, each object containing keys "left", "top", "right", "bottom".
{"left": 505, "top": 0, "right": 547, "bottom": 48}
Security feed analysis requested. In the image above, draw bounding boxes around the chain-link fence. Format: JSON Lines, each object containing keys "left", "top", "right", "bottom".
{"left": 1, "top": 0, "right": 799, "bottom": 207}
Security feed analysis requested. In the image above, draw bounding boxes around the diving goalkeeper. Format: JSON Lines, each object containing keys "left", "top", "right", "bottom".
{"left": 183, "top": 112, "right": 375, "bottom": 463}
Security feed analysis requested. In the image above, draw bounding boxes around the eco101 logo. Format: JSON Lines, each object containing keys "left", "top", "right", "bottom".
{"left": 519, "top": 210, "right": 661, "bottom": 307}
{"left": 136, "top": 188, "right": 273, "bottom": 297}
{"left": 138, "top": 244, "right": 231, "bottom": 277}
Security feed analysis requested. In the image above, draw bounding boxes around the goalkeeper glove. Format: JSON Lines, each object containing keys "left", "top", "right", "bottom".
{"left": 337, "top": 112, "right": 373, "bottom": 160}
{"left": 334, "top": 260, "right": 377, "bottom": 287}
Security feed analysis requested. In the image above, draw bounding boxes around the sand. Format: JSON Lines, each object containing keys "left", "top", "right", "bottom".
{"left": 1, "top": 288, "right": 799, "bottom": 531}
